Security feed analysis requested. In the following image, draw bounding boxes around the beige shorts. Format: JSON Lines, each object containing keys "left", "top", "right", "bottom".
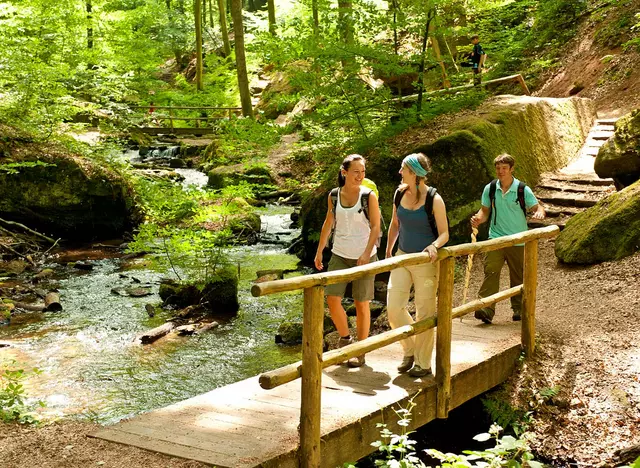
{"left": 325, "top": 253, "right": 377, "bottom": 302}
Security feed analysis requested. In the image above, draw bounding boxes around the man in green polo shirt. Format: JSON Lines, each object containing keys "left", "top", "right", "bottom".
{"left": 470, "top": 154, "right": 546, "bottom": 324}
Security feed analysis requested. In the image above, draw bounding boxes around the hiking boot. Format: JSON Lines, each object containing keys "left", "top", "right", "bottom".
{"left": 337, "top": 336, "right": 353, "bottom": 348}
{"left": 408, "top": 365, "right": 432, "bottom": 378}
{"left": 397, "top": 356, "right": 414, "bottom": 373}
{"left": 512, "top": 312, "right": 521, "bottom": 321}
{"left": 347, "top": 355, "right": 366, "bottom": 368}
{"left": 474, "top": 308, "right": 493, "bottom": 324}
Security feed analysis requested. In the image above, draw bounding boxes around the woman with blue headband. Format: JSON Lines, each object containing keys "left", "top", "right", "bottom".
{"left": 385, "top": 152, "right": 449, "bottom": 377}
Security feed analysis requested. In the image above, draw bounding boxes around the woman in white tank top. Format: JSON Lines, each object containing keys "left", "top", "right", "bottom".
{"left": 314, "top": 154, "right": 381, "bottom": 368}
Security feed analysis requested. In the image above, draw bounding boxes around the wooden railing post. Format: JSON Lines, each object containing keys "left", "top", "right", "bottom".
{"left": 436, "top": 257, "right": 455, "bottom": 419}
{"left": 300, "top": 285, "right": 324, "bottom": 467}
{"left": 522, "top": 239, "right": 538, "bottom": 357}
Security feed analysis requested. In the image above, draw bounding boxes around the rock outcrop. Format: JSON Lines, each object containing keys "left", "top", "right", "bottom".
{"left": 555, "top": 179, "right": 640, "bottom": 264}
{"left": 594, "top": 109, "right": 640, "bottom": 189}
{"left": 0, "top": 124, "right": 142, "bottom": 240}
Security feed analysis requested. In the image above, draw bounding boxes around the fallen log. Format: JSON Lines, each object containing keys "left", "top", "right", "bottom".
{"left": 12, "top": 301, "right": 45, "bottom": 312}
{"left": 44, "top": 291, "right": 62, "bottom": 311}
{"left": 197, "top": 321, "right": 219, "bottom": 334}
{"left": 134, "top": 321, "right": 176, "bottom": 345}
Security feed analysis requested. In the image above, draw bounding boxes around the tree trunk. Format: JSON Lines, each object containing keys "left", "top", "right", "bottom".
{"left": 338, "top": 0, "right": 354, "bottom": 67}
{"left": 166, "top": 0, "right": 171, "bottom": 8}
{"left": 218, "top": 0, "right": 231, "bottom": 57}
{"left": 391, "top": 0, "right": 398, "bottom": 55}
{"left": 195, "top": 0, "right": 204, "bottom": 90}
{"left": 209, "top": 0, "right": 214, "bottom": 27}
{"left": 267, "top": 0, "right": 276, "bottom": 35}
{"left": 416, "top": 8, "right": 435, "bottom": 117}
{"left": 44, "top": 291, "right": 62, "bottom": 312}
{"left": 202, "top": 0, "right": 207, "bottom": 26}
{"left": 231, "top": 0, "right": 254, "bottom": 117}
{"left": 429, "top": 24, "right": 450, "bottom": 87}
{"left": 312, "top": 0, "right": 319, "bottom": 37}
{"left": 86, "top": 1, "right": 93, "bottom": 49}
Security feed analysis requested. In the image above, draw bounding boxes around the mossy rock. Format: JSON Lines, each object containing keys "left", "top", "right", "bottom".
{"left": 298, "top": 96, "right": 595, "bottom": 262}
{"left": 555, "top": 179, "right": 640, "bottom": 264}
{"left": 276, "top": 321, "right": 303, "bottom": 344}
{"left": 0, "top": 124, "right": 142, "bottom": 240}
{"left": 256, "top": 62, "right": 308, "bottom": 119}
{"left": 201, "top": 265, "right": 239, "bottom": 316}
{"left": 159, "top": 280, "right": 202, "bottom": 308}
{"left": 207, "top": 163, "right": 274, "bottom": 189}
{"left": 594, "top": 109, "right": 640, "bottom": 189}
{"left": 159, "top": 266, "right": 239, "bottom": 315}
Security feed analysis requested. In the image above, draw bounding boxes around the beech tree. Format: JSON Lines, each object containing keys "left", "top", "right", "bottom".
{"left": 230, "top": 0, "right": 254, "bottom": 117}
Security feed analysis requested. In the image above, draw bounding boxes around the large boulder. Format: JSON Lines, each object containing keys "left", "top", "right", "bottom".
{"left": 0, "top": 124, "right": 142, "bottom": 240}
{"left": 594, "top": 109, "right": 640, "bottom": 189}
{"left": 298, "top": 96, "right": 595, "bottom": 263}
{"left": 555, "top": 179, "right": 640, "bottom": 264}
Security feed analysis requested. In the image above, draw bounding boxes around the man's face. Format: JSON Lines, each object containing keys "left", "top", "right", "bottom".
{"left": 495, "top": 163, "right": 514, "bottom": 181}
{"left": 471, "top": 38, "right": 479, "bottom": 45}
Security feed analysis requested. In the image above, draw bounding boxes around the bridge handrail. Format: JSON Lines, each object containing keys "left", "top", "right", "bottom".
{"left": 251, "top": 225, "right": 559, "bottom": 297}
{"left": 253, "top": 224, "right": 559, "bottom": 467}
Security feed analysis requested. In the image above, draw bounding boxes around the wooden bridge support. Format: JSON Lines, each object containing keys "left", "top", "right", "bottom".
{"left": 300, "top": 286, "right": 324, "bottom": 467}
{"left": 522, "top": 240, "right": 538, "bottom": 357}
{"left": 436, "top": 257, "right": 454, "bottom": 418}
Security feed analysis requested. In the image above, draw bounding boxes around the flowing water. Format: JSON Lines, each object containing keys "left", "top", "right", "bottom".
{"left": 0, "top": 150, "right": 306, "bottom": 424}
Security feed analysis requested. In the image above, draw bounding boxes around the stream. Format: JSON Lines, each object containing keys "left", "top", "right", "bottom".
{"left": 0, "top": 144, "right": 306, "bottom": 424}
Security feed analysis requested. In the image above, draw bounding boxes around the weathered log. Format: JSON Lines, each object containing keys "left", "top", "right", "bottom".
{"left": 134, "top": 322, "right": 176, "bottom": 344}
{"left": 197, "top": 321, "right": 219, "bottom": 334}
{"left": 12, "top": 301, "right": 45, "bottom": 312}
{"left": 44, "top": 291, "right": 62, "bottom": 311}
{"left": 176, "top": 324, "right": 198, "bottom": 335}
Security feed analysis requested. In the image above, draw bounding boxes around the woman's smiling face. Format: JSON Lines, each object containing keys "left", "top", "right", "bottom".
{"left": 342, "top": 160, "right": 366, "bottom": 186}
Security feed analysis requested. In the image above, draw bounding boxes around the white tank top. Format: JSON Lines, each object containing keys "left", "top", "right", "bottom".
{"left": 332, "top": 187, "right": 377, "bottom": 260}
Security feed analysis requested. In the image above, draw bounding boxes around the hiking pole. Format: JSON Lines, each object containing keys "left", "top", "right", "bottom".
{"left": 460, "top": 227, "right": 478, "bottom": 322}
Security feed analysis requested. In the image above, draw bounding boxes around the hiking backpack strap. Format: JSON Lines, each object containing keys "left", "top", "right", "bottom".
{"left": 517, "top": 181, "right": 527, "bottom": 217}
{"left": 425, "top": 186, "right": 439, "bottom": 236}
{"left": 393, "top": 188, "right": 405, "bottom": 209}
{"left": 329, "top": 188, "right": 339, "bottom": 236}
{"left": 488, "top": 179, "right": 498, "bottom": 225}
{"left": 359, "top": 188, "right": 372, "bottom": 221}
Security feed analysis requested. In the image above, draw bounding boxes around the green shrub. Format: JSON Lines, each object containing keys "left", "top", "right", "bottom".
{"left": 0, "top": 362, "right": 45, "bottom": 425}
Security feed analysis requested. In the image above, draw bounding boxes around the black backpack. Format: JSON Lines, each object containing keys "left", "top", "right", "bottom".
{"left": 330, "top": 188, "right": 386, "bottom": 248}
{"left": 393, "top": 186, "right": 446, "bottom": 237}
{"left": 488, "top": 179, "right": 527, "bottom": 226}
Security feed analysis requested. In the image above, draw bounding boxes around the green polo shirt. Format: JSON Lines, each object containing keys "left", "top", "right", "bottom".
{"left": 481, "top": 177, "right": 538, "bottom": 239}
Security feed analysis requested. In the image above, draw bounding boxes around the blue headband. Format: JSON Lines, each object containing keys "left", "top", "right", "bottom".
{"left": 402, "top": 155, "right": 427, "bottom": 177}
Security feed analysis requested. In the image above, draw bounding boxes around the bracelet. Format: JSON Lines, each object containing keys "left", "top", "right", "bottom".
{"left": 431, "top": 243, "right": 438, "bottom": 249}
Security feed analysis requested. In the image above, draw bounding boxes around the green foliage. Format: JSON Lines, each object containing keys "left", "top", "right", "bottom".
{"left": 0, "top": 361, "right": 45, "bottom": 425}
{"left": 427, "top": 424, "right": 543, "bottom": 468}
{"left": 622, "top": 13, "right": 640, "bottom": 52}
{"left": 134, "top": 178, "right": 201, "bottom": 224}
{"left": 482, "top": 396, "right": 532, "bottom": 437}
{"left": 0, "top": 160, "right": 55, "bottom": 174}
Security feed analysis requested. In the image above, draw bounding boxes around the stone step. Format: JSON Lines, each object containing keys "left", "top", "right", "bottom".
{"left": 581, "top": 147, "right": 600, "bottom": 157}
{"left": 595, "top": 118, "right": 618, "bottom": 125}
{"left": 537, "top": 192, "right": 599, "bottom": 208}
{"left": 589, "top": 130, "right": 615, "bottom": 140}
{"left": 528, "top": 218, "right": 567, "bottom": 231}
{"left": 536, "top": 180, "right": 613, "bottom": 193}
{"left": 591, "top": 125, "right": 616, "bottom": 132}
{"left": 546, "top": 175, "right": 615, "bottom": 186}
{"left": 541, "top": 204, "right": 584, "bottom": 217}
{"left": 585, "top": 138, "right": 608, "bottom": 147}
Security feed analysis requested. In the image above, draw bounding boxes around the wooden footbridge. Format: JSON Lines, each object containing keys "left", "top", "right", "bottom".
{"left": 130, "top": 105, "right": 243, "bottom": 135}
{"left": 93, "top": 226, "right": 559, "bottom": 467}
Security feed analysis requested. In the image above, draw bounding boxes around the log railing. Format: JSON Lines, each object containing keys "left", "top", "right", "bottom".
{"left": 250, "top": 225, "right": 560, "bottom": 467}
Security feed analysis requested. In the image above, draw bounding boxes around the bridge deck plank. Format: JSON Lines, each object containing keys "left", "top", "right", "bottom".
{"left": 93, "top": 320, "right": 521, "bottom": 467}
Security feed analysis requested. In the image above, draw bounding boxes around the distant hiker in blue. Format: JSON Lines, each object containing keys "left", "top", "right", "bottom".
{"left": 470, "top": 34, "right": 486, "bottom": 86}
{"left": 314, "top": 154, "right": 381, "bottom": 368}
{"left": 470, "top": 154, "right": 546, "bottom": 324}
